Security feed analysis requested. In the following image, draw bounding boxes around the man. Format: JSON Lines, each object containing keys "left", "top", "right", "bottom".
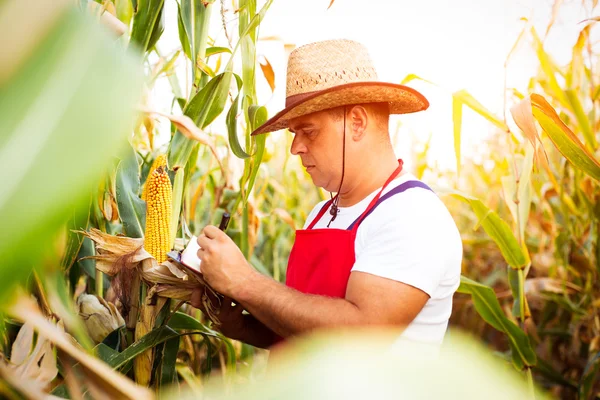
{"left": 190, "top": 39, "right": 463, "bottom": 349}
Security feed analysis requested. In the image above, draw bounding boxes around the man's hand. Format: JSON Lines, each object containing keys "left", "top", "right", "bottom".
{"left": 190, "top": 290, "right": 246, "bottom": 340}
{"left": 196, "top": 225, "right": 256, "bottom": 298}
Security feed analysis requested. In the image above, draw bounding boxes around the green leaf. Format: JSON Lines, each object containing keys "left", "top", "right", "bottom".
{"left": 106, "top": 326, "right": 180, "bottom": 370}
{"left": 115, "top": 0, "right": 133, "bottom": 26}
{"left": 579, "top": 351, "right": 600, "bottom": 399}
{"left": 180, "top": 0, "right": 213, "bottom": 91}
{"left": 531, "top": 93, "right": 600, "bottom": 182}
{"left": 206, "top": 46, "right": 232, "bottom": 57}
{"left": 170, "top": 168, "right": 185, "bottom": 247}
{"left": 167, "top": 311, "right": 212, "bottom": 332}
{"left": 129, "top": 0, "right": 165, "bottom": 53}
{"left": 177, "top": 3, "right": 191, "bottom": 60}
{"left": 227, "top": 92, "right": 251, "bottom": 159}
{"left": 95, "top": 342, "right": 120, "bottom": 363}
{"left": 452, "top": 95, "right": 462, "bottom": 177}
{"left": 450, "top": 192, "right": 527, "bottom": 269}
{"left": 0, "top": 6, "right": 141, "bottom": 306}
{"left": 565, "top": 89, "right": 596, "bottom": 149}
{"left": 457, "top": 276, "right": 537, "bottom": 369}
{"left": 115, "top": 145, "right": 146, "bottom": 238}
{"left": 168, "top": 72, "right": 235, "bottom": 169}
{"left": 61, "top": 200, "right": 91, "bottom": 271}
{"left": 159, "top": 337, "right": 180, "bottom": 387}
{"left": 244, "top": 105, "right": 268, "bottom": 202}
{"left": 145, "top": 2, "right": 165, "bottom": 51}
{"left": 167, "top": 312, "right": 237, "bottom": 369}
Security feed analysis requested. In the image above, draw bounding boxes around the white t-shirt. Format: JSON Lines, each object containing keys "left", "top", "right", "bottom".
{"left": 303, "top": 172, "right": 463, "bottom": 345}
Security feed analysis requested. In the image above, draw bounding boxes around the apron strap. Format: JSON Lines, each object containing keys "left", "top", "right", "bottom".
{"left": 349, "top": 159, "right": 403, "bottom": 232}
{"left": 306, "top": 198, "right": 334, "bottom": 230}
{"left": 347, "top": 180, "right": 434, "bottom": 231}
{"left": 306, "top": 159, "right": 404, "bottom": 230}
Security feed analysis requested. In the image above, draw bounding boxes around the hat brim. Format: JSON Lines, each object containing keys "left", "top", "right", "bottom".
{"left": 251, "top": 81, "right": 429, "bottom": 136}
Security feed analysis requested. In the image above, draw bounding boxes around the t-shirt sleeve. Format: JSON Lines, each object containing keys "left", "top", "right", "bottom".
{"left": 351, "top": 191, "right": 452, "bottom": 297}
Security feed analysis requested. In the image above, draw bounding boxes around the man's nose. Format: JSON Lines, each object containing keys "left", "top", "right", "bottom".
{"left": 290, "top": 134, "right": 307, "bottom": 155}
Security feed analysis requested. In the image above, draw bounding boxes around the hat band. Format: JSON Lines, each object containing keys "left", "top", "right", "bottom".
{"left": 285, "top": 91, "right": 318, "bottom": 107}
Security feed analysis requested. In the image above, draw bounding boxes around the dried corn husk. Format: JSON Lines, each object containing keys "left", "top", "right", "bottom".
{"left": 1, "top": 320, "right": 59, "bottom": 392}
{"left": 134, "top": 296, "right": 167, "bottom": 386}
{"left": 80, "top": 229, "right": 222, "bottom": 324}
{"left": 77, "top": 293, "right": 125, "bottom": 344}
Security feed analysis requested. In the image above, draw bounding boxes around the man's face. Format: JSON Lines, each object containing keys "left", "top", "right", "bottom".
{"left": 288, "top": 109, "right": 344, "bottom": 192}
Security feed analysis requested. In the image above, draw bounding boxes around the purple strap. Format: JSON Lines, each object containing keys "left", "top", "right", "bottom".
{"left": 347, "top": 180, "right": 434, "bottom": 231}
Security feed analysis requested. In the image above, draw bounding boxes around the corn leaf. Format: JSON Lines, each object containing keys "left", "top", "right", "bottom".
{"left": 531, "top": 93, "right": 600, "bottom": 181}
{"left": 159, "top": 336, "right": 180, "bottom": 387}
{"left": 177, "top": 2, "right": 191, "bottom": 60}
{"left": 167, "top": 311, "right": 214, "bottom": 332}
{"left": 0, "top": 6, "right": 141, "bottom": 305}
{"left": 227, "top": 92, "right": 251, "bottom": 159}
{"left": 129, "top": 0, "right": 165, "bottom": 52}
{"left": 399, "top": 73, "right": 436, "bottom": 86}
{"left": 168, "top": 72, "right": 236, "bottom": 169}
{"left": 457, "top": 276, "right": 537, "bottom": 369}
{"left": 146, "top": 2, "right": 165, "bottom": 51}
{"left": 206, "top": 46, "right": 232, "bottom": 57}
{"left": 115, "top": 0, "right": 133, "bottom": 25}
{"left": 452, "top": 90, "right": 508, "bottom": 132}
{"left": 530, "top": 27, "right": 570, "bottom": 108}
{"left": 180, "top": 0, "right": 212, "bottom": 91}
{"left": 167, "top": 312, "right": 237, "bottom": 367}
{"left": 579, "top": 351, "right": 600, "bottom": 400}
{"left": 244, "top": 105, "right": 268, "bottom": 203}
{"left": 450, "top": 192, "right": 527, "bottom": 269}
{"left": 565, "top": 89, "right": 596, "bottom": 149}
{"left": 259, "top": 55, "right": 276, "bottom": 92}
{"left": 115, "top": 145, "right": 146, "bottom": 238}
{"left": 61, "top": 201, "right": 92, "bottom": 271}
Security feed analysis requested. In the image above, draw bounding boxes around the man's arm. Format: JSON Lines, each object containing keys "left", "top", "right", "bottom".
{"left": 235, "top": 270, "right": 429, "bottom": 338}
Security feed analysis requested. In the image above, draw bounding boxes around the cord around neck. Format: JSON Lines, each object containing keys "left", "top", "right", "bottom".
{"left": 327, "top": 106, "right": 347, "bottom": 227}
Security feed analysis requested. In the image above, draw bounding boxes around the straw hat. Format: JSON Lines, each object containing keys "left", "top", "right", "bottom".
{"left": 251, "top": 39, "right": 429, "bottom": 136}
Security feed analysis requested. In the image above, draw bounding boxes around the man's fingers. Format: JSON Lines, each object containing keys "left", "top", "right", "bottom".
{"left": 190, "top": 288, "right": 206, "bottom": 311}
{"left": 203, "top": 225, "right": 221, "bottom": 240}
{"left": 197, "top": 234, "right": 210, "bottom": 250}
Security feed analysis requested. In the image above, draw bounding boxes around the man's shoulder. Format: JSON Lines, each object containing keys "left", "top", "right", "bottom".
{"left": 363, "top": 176, "right": 456, "bottom": 230}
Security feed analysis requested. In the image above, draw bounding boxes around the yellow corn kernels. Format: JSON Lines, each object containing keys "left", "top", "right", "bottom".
{"left": 141, "top": 154, "right": 167, "bottom": 201}
{"left": 143, "top": 165, "right": 172, "bottom": 263}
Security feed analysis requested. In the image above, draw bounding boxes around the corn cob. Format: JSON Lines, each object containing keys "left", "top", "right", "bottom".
{"left": 143, "top": 165, "right": 172, "bottom": 263}
{"left": 141, "top": 154, "right": 167, "bottom": 201}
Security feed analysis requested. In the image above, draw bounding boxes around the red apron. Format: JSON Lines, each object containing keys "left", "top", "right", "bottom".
{"left": 286, "top": 160, "right": 403, "bottom": 297}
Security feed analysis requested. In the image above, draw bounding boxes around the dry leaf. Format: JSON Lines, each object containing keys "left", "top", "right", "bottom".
{"left": 259, "top": 55, "right": 276, "bottom": 92}
{"left": 9, "top": 296, "right": 153, "bottom": 399}
{"left": 510, "top": 96, "right": 550, "bottom": 173}
{"left": 88, "top": 0, "right": 127, "bottom": 37}
{"left": 273, "top": 208, "right": 296, "bottom": 230}
{"left": 138, "top": 108, "right": 224, "bottom": 173}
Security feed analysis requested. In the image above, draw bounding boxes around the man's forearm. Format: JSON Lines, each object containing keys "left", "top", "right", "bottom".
{"left": 235, "top": 272, "right": 364, "bottom": 338}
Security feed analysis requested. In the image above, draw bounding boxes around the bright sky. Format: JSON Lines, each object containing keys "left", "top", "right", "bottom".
{"left": 155, "top": 0, "right": 593, "bottom": 172}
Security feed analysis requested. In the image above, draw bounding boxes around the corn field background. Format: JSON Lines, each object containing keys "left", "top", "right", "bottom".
{"left": 1, "top": 0, "right": 600, "bottom": 399}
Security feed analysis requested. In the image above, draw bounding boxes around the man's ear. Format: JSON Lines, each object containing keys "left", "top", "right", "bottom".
{"left": 349, "top": 105, "right": 368, "bottom": 141}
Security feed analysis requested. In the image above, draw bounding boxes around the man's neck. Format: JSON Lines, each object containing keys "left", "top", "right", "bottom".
{"left": 336, "top": 149, "right": 400, "bottom": 208}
